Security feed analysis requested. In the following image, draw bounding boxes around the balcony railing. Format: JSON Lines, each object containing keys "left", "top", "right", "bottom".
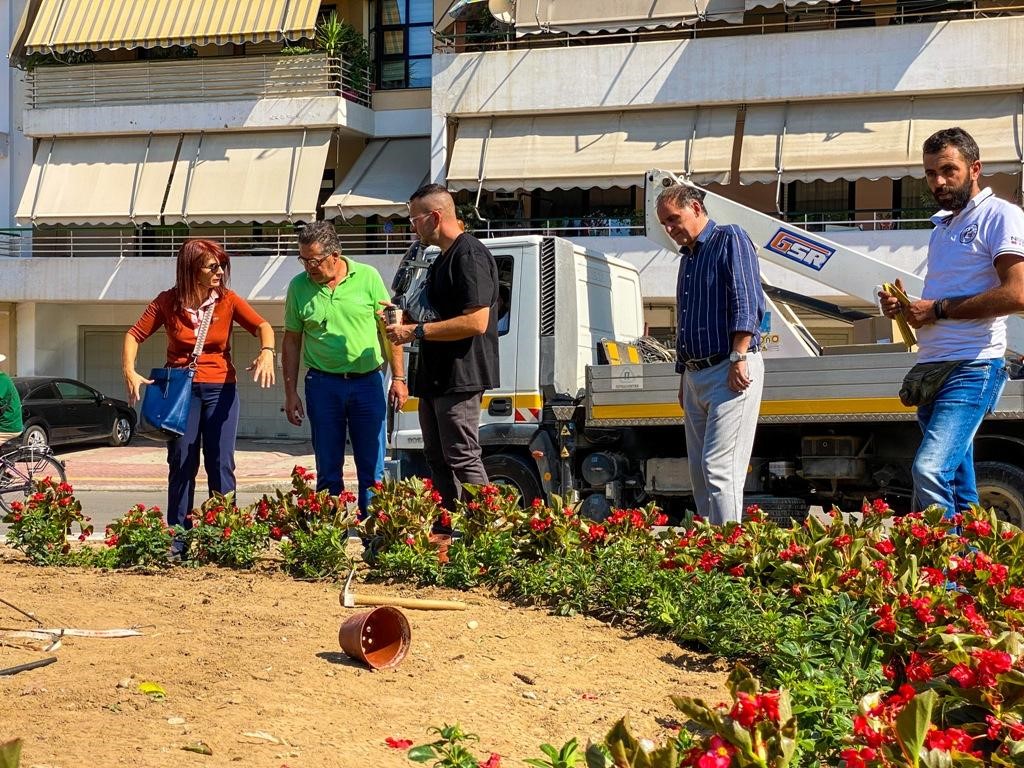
{"left": 0, "top": 211, "right": 928, "bottom": 260}
{"left": 25, "top": 53, "right": 371, "bottom": 109}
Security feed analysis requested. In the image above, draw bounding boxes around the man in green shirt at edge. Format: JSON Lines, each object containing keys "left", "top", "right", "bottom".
{"left": 282, "top": 222, "right": 408, "bottom": 517}
{"left": 0, "top": 355, "right": 23, "bottom": 446}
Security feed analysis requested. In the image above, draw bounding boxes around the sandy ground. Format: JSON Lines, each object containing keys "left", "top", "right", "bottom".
{"left": 0, "top": 549, "right": 728, "bottom": 768}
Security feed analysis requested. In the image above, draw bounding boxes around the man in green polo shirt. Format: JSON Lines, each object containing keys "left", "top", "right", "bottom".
{"left": 0, "top": 356, "right": 23, "bottom": 446}
{"left": 282, "top": 222, "right": 407, "bottom": 516}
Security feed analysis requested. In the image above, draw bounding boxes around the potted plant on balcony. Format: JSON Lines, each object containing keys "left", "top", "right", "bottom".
{"left": 315, "top": 11, "right": 371, "bottom": 102}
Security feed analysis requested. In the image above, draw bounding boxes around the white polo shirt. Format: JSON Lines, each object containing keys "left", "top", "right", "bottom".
{"left": 916, "top": 187, "right": 1024, "bottom": 363}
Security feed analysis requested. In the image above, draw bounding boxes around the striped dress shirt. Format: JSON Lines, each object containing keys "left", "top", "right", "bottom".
{"left": 675, "top": 219, "right": 765, "bottom": 373}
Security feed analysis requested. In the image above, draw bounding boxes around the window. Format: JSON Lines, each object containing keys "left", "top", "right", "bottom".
{"left": 494, "top": 254, "right": 514, "bottom": 337}
{"left": 370, "top": 0, "right": 432, "bottom": 90}
{"left": 55, "top": 381, "right": 96, "bottom": 400}
{"left": 24, "top": 383, "right": 59, "bottom": 401}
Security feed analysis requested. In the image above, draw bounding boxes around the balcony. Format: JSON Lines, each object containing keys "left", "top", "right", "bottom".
{"left": 22, "top": 53, "right": 375, "bottom": 138}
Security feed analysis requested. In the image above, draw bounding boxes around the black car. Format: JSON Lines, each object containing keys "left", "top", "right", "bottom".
{"left": 13, "top": 377, "right": 136, "bottom": 449}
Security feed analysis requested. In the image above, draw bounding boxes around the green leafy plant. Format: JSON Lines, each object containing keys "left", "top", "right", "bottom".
{"left": 407, "top": 724, "right": 499, "bottom": 768}
{"left": 185, "top": 492, "right": 269, "bottom": 568}
{"left": 523, "top": 738, "right": 582, "bottom": 768}
{"left": 103, "top": 503, "right": 175, "bottom": 567}
{"left": 0, "top": 738, "right": 22, "bottom": 768}
{"left": 2, "top": 478, "right": 93, "bottom": 565}
{"left": 314, "top": 10, "right": 370, "bottom": 96}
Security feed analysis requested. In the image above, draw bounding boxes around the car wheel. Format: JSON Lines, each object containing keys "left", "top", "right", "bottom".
{"left": 22, "top": 423, "right": 48, "bottom": 449}
{"left": 110, "top": 415, "right": 133, "bottom": 446}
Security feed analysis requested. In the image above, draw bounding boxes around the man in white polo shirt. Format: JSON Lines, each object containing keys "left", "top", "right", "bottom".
{"left": 880, "top": 127, "right": 1024, "bottom": 516}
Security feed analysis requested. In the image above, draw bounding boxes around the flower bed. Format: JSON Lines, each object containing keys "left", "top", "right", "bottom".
{"left": 4, "top": 469, "right": 1024, "bottom": 767}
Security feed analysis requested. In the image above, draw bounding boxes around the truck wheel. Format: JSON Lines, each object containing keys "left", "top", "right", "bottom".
{"left": 976, "top": 461, "right": 1024, "bottom": 526}
{"left": 483, "top": 453, "right": 544, "bottom": 508}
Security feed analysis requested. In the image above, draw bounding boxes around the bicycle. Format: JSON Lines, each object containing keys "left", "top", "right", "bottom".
{"left": 0, "top": 443, "right": 67, "bottom": 514}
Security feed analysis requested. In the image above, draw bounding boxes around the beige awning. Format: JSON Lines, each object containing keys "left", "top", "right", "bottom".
{"left": 740, "top": 99, "right": 916, "bottom": 184}
{"left": 447, "top": 108, "right": 737, "bottom": 192}
{"left": 745, "top": 0, "right": 857, "bottom": 9}
{"left": 739, "top": 93, "right": 1024, "bottom": 184}
{"left": 323, "top": 138, "right": 429, "bottom": 220}
{"left": 25, "top": 0, "right": 319, "bottom": 54}
{"left": 908, "top": 92, "right": 1024, "bottom": 177}
{"left": 164, "top": 130, "right": 332, "bottom": 225}
{"left": 15, "top": 135, "right": 179, "bottom": 226}
{"left": 515, "top": 0, "right": 744, "bottom": 36}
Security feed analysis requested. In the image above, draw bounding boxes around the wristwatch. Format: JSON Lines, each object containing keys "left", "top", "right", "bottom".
{"left": 413, "top": 322, "right": 426, "bottom": 340}
{"left": 728, "top": 351, "right": 748, "bottom": 363}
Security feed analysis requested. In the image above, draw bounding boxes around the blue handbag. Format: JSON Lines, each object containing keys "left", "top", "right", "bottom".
{"left": 139, "top": 305, "right": 213, "bottom": 441}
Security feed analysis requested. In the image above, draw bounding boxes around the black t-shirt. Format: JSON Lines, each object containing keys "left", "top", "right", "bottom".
{"left": 412, "top": 233, "right": 499, "bottom": 397}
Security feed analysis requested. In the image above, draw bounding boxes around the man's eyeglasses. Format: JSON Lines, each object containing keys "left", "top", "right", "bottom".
{"left": 202, "top": 262, "right": 226, "bottom": 272}
{"left": 408, "top": 210, "right": 438, "bottom": 225}
{"left": 297, "top": 253, "right": 335, "bottom": 268}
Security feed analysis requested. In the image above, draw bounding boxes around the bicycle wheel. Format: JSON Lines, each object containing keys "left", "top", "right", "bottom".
{"left": 0, "top": 449, "right": 67, "bottom": 514}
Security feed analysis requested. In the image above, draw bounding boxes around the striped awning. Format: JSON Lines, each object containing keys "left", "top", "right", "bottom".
{"left": 25, "top": 0, "right": 319, "bottom": 54}
{"left": 514, "top": 0, "right": 745, "bottom": 36}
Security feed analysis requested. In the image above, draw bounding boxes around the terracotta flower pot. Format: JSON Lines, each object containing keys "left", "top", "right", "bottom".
{"left": 338, "top": 606, "right": 411, "bottom": 670}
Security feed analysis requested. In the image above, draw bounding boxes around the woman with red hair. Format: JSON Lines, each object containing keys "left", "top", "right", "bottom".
{"left": 122, "top": 240, "right": 275, "bottom": 556}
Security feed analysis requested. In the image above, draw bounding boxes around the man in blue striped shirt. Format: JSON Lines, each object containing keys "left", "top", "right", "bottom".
{"left": 656, "top": 184, "right": 766, "bottom": 525}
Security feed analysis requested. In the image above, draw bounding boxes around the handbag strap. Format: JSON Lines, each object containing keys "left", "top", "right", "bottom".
{"left": 188, "top": 304, "right": 214, "bottom": 371}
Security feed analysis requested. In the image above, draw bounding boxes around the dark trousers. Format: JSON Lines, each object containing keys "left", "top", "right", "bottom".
{"left": 305, "top": 369, "right": 386, "bottom": 516}
{"left": 166, "top": 383, "right": 239, "bottom": 529}
{"left": 418, "top": 390, "right": 489, "bottom": 511}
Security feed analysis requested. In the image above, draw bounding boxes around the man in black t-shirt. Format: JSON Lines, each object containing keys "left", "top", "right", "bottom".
{"left": 385, "top": 184, "right": 499, "bottom": 513}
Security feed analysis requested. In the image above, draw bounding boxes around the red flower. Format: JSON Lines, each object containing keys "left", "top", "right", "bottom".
{"left": 925, "top": 726, "right": 975, "bottom": 754}
{"left": 384, "top": 737, "right": 412, "bottom": 750}
{"left": 875, "top": 538, "right": 895, "bottom": 555}
{"left": 840, "top": 747, "right": 876, "bottom": 768}
{"left": 439, "top": 511, "right": 452, "bottom": 528}
{"left": 839, "top": 568, "right": 861, "bottom": 584}
{"left": 270, "top": 526, "right": 283, "bottom": 540}
{"left": 832, "top": 534, "right": 853, "bottom": 548}
{"left": 853, "top": 715, "right": 885, "bottom": 748}
{"left": 405, "top": 535, "right": 415, "bottom": 546}
{"left": 479, "top": 753, "right": 501, "bottom": 768}
{"left": 587, "top": 524, "right": 607, "bottom": 543}
{"left": 873, "top": 605, "right": 898, "bottom": 634}
{"left": 729, "top": 692, "right": 759, "bottom": 727}
{"left": 698, "top": 551, "right": 722, "bottom": 573}
{"left": 372, "top": 480, "right": 384, "bottom": 491}
{"left": 204, "top": 510, "right": 217, "bottom": 525}
{"left": 949, "top": 663, "right": 977, "bottom": 688}
{"left": 911, "top": 596, "right": 936, "bottom": 625}
{"left": 222, "top": 527, "right": 232, "bottom": 539}
{"left": 905, "top": 652, "right": 933, "bottom": 682}
{"left": 695, "top": 736, "right": 735, "bottom": 768}
{"left": 1001, "top": 586, "right": 1024, "bottom": 609}
{"left": 727, "top": 565, "right": 745, "bottom": 577}
{"left": 974, "top": 649, "right": 1013, "bottom": 687}
{"left": 986, "top": 563, "right": 1009, "bottom": 586}
{"left": 965, "top": 519, "right": 992, "bottom": 537}
{"left": 376, "top": 512, "right": 390, "bottom": 524}
{"left": 105, "top": 533, "right": 119, "bottom": 547}
{"left": 653, "top": 513, "right": 669, "bottom": 526}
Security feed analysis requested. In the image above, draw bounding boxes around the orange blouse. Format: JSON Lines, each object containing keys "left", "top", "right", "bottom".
{"left": 128, "top": 289, "right": 266, "bottom": 384}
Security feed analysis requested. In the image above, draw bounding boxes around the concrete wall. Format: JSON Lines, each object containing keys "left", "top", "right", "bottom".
{"left": 24, "top": 95, "right": 376, "bottom": 138}
{"left": 433, "top": 17, "right": 1024, "bottom": 116}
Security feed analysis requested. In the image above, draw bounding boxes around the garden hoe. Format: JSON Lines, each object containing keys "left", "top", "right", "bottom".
{"left": 341, "top": 568, "right": 467, "bottom": 611}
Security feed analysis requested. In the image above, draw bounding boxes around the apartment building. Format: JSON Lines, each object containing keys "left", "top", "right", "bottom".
{"left": 2, "top": 0, "right": 1022, "bottom": 435}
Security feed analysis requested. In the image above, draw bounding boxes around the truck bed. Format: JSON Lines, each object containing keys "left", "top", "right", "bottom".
{"left": 586, "top": 352, "right": 1024, "bottom": 426}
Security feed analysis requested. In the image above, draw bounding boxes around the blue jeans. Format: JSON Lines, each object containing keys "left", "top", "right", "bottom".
{"left": 913, "top": 358, "right": 1006, "bottom": 516}
{"left": 167, "top": 383, "right": 239, "bottom": 529}
{"left": 304, "top": 369, "right": 386, "bottom": 516}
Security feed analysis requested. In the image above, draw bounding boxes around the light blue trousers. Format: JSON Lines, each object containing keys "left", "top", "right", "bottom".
{"left": 682, "top": 353, "right": 764, "bottom": 525}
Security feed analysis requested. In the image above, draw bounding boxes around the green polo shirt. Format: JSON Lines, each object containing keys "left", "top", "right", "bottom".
{"left": 284, "top": 258, "right": 391, "bottom": 374}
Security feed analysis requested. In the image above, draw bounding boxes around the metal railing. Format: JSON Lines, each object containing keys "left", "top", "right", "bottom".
{"left": 436, "top": 1, "right": 1024, "bottom": 52}
{"left": 780, "top": 208, "right": 935, "bottom": 231}
{"left": 25, "top": 53, "right": 372, "bottom": 109}
{"left": 0, "top": 210, "right": 928, "bottom": 259}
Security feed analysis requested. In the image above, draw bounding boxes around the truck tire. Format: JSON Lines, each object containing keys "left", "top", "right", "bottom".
{"left": 483, "top": 453, "right": 544, "bottom": 508}
{"left": 976, "top": 461, "right": 1024, "bottom": 526}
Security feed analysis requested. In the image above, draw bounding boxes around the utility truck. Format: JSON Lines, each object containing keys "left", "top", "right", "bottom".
{"left": 391, "top": 171, "right": 1024, "bottom": 524}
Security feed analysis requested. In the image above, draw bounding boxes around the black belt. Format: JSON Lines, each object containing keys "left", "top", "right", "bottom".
{"left": 309, "top": 366, "right": 381, "bottom": 380}
{"left": 682, "top": 353, "right": 729, "bottom": 372}
{"left": 682, "top": 348, "right": 758, "bottom": 373}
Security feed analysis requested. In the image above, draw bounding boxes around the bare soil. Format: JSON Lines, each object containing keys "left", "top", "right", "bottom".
{"left": 0, "top": 549, "right": 727, "bottom": 768}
